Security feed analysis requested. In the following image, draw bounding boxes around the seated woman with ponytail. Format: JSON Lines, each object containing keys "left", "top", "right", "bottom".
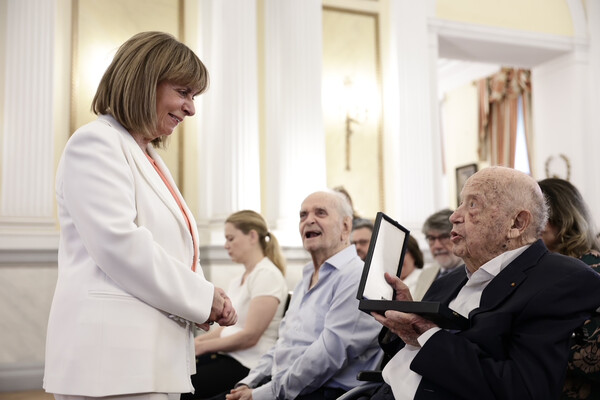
{"left": 182, "top": 210, "right": 288, "bottom": 399}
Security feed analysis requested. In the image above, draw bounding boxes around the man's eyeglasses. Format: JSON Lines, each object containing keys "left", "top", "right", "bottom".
{"left": 425, "top": 233, "right": 451, "bottom": 245}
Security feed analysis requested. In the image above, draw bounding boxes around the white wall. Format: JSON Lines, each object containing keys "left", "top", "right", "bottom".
{"left": 440, "top": 81, "right": 480, "bottom": 208}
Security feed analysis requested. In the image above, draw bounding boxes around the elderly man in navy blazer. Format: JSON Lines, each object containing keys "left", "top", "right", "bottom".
{"left": 368, "top": 166, "right": 600, "bottom": 400}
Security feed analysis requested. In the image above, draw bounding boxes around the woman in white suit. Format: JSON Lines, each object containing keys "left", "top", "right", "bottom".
{"left": 43, "top": 32, "right": 237, "bottom": 400}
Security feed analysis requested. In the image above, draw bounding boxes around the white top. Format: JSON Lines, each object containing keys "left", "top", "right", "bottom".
{"left": 222, "top": 257, "right": 288, "bottom": 369}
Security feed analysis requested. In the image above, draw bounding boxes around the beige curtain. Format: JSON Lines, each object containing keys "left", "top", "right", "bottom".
{"left": 478, "top": 68, "right": 532, "bottom": 168}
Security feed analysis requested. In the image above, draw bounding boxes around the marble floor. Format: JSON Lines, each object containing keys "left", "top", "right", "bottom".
{"left": 0, "top": 391, "right": 53, "bottom": 400}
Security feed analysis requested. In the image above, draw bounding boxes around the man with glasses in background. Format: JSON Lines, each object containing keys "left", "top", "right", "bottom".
{"left": 412, "top": 209, "right": 463, "bottom": 300}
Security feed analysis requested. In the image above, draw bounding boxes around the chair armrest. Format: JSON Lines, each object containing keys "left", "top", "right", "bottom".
{"left": 356, "top": 370, "right": 383, "bottom": 382}
{"left": 336, "top": 382, "right": 382, "bottom": 400}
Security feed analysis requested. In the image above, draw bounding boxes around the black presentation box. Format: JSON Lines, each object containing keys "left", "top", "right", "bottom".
{"left": 356, "top": 212, "right": 469, "bottom": 331}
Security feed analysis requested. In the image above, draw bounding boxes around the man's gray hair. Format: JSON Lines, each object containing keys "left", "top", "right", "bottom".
{"left": 353, "top": 218, "right": 374, "bottom": 232}
{"left": 330, "top": 190, "right": 354, "bottom": 220}
{"left": 422, "top": 208, "right": 454, "bottom": 234}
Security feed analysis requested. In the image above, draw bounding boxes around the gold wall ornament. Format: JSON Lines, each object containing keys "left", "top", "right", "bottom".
{"left": 544, "top": 154, "right": 571, "bottom": 181}
{"left": 343, "top": 76, "right": 369, "bottom": 171}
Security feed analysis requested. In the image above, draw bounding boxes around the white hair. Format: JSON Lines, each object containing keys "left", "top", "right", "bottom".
{"left": 329, "top": 190, "right": 353, "bottom": 219}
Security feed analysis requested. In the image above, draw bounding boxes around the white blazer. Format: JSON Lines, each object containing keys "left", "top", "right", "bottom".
{"left": 44, "top": 115, "right": 214, "bottom": 396}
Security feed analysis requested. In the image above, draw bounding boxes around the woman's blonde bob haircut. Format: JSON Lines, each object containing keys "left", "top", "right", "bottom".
{"left": 92, "top": 31, "right": 209, "bottom": 147}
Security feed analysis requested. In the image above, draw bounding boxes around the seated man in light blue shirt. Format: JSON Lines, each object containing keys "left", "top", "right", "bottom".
{"left": 226, "top": 190, "right": 382, "bottom": 400}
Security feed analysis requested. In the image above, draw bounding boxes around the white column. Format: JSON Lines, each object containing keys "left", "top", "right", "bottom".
{"left": 263, "top": 0, "right": 326, "bottom": 245}
{"left": 383, "top": 0, "right": 441, "bottom": 231}
{"left": 0, "top": 0, "right": 56, "bottom": 243}
{"left": 193, "top": 0, "right": 261, "bottom": 243}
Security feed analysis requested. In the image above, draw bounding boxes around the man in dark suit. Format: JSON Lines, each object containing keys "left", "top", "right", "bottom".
{"left": 368, "top": 166, "right": 600, "bottom": 400}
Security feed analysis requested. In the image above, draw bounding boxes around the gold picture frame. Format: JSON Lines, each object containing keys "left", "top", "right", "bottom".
{"left": 322, "top": 6, "right": 384, "bottom": 218}
{"left": 70, "top": 0, "right": 184, "bottom": 187}
{"left": 455, "top": 163, "right": 478, "bottom": 206}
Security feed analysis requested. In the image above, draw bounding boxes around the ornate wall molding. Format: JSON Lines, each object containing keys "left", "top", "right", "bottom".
{"left": 429, "top": 18, "right": 581, "bottom": 68}
{"left": 200, "top": 244, "right": 310, "bottom": 265}
{"left": 0, "top": 227, "right": 59, "bottom": 266}
{"left": 0, "top": 362, "right": 44, "bottom": 392}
